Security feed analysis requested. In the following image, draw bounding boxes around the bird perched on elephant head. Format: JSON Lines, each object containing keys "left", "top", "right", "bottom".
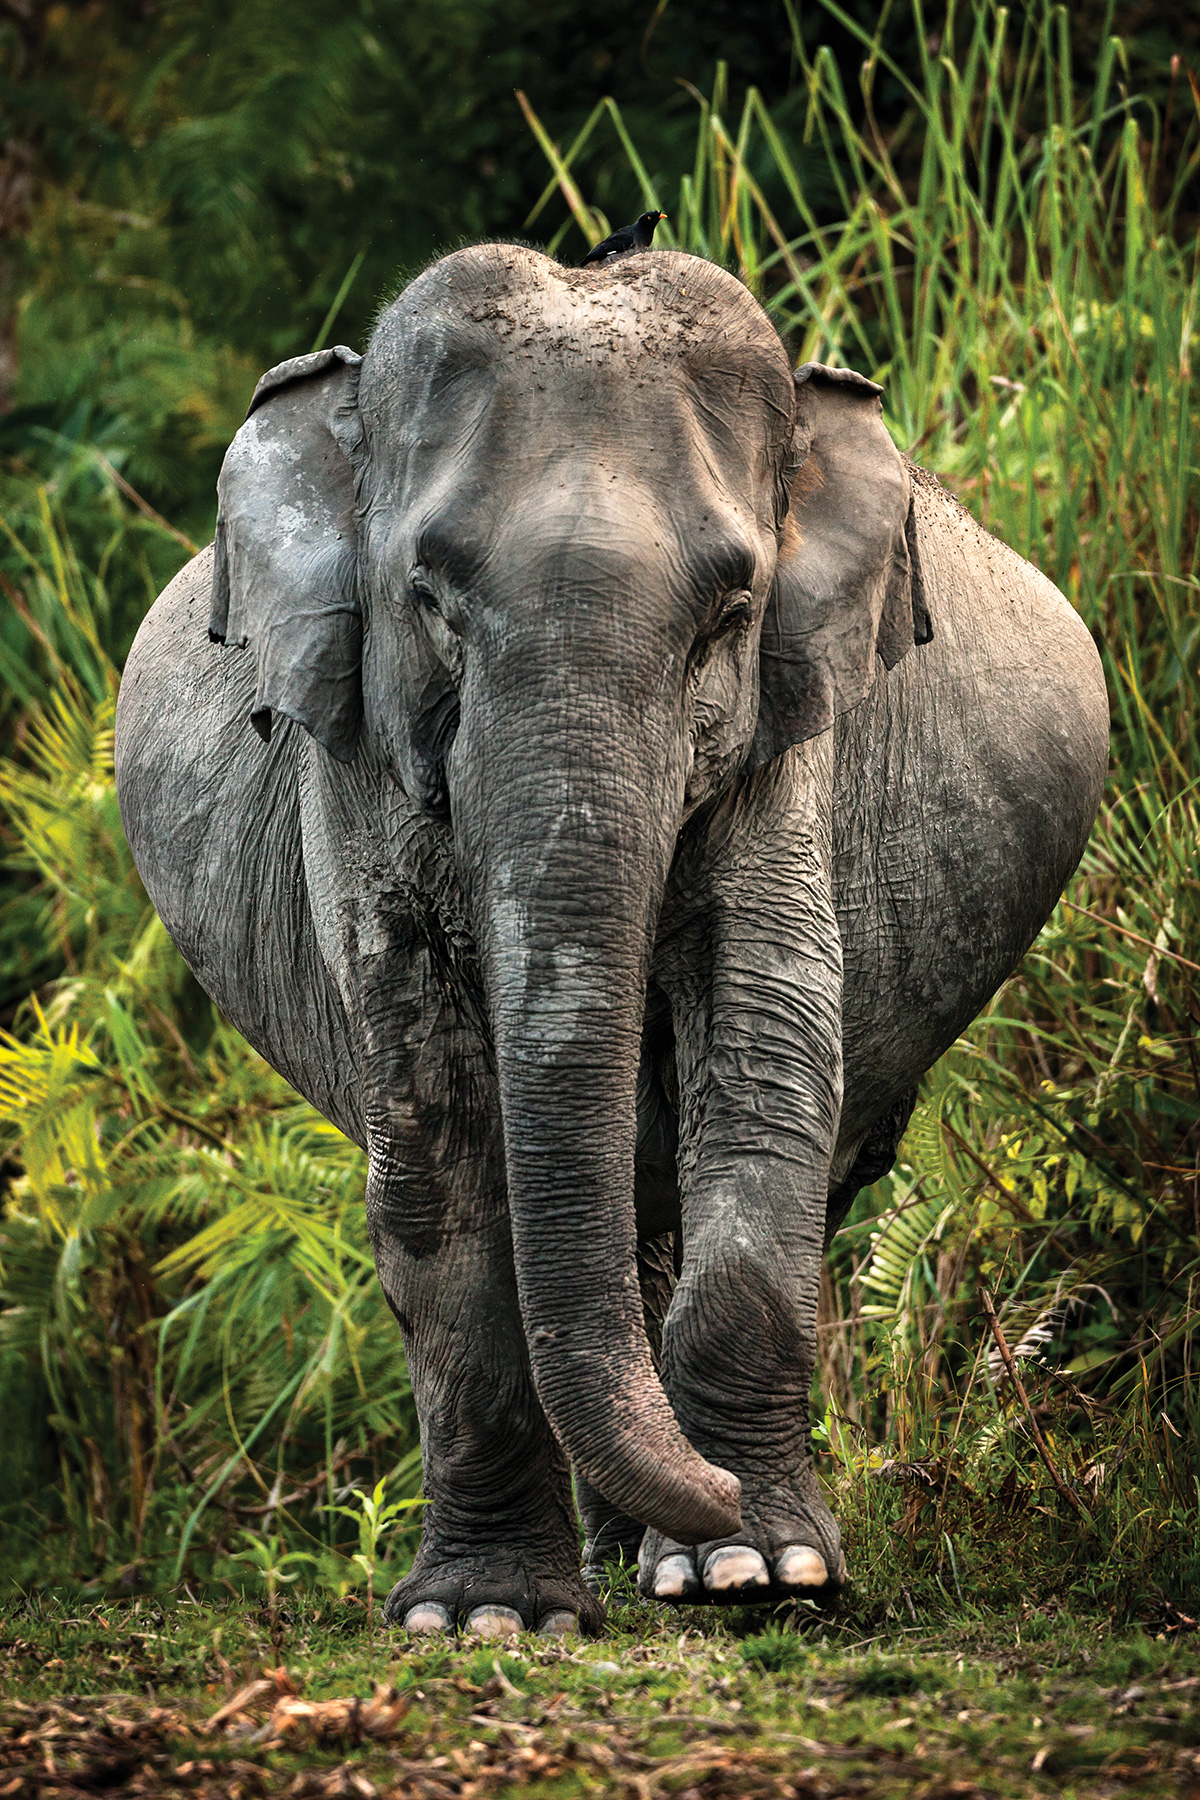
{"left": 581, "top": 210, "right": 666, "bottom": 265}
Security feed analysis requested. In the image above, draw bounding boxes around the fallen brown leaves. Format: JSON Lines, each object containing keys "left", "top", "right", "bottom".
{"left": 260, "top": 1691, "right": 412, "bottom": 1751}
{"left": 3, "top": 1667, "right": 1196, "bottom": 1800}
{"left": 0, "top": 1699, "right": 194, "bottom": 1797}
{"left": 0, "top": 1685, "right": 940, "bottom": 1800}
{"left": 196, "top": 1667, "right": 411, "bottom": 1754}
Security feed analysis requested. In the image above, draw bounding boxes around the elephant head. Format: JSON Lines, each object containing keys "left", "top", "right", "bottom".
{"left": 209, "top": 246, "right": 928, "bottom": 1545}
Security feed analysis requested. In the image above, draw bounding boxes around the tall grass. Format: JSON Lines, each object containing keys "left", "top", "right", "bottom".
{"left": 1, "top": 0, "right": 1197, "bottom": 1610}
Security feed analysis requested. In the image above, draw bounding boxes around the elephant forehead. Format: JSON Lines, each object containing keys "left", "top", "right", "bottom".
{"left": 364, "top": 243, "right": 794, "bottom": 420}
{"left": 439, "top": 275, "right": 715, "bottom": 369}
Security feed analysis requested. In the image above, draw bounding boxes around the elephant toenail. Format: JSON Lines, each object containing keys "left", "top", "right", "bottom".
{"left": 466, "top": 1604, "right": 524, "bottom": 1638}
{"left": 652, "top": 1554, "right": 699, "bottom": 1599}
{"left": 776, "top": 1546, "right": 829, "bottom": 1588}
{"left": 404, "top": 1602, "right": 452, "bottom": 1634}
{"left": 703, "top": 1547, "right": 770, "bottom": 1592}
{"left": 538, "top": 1610, "right": 579, "bottom": 1637}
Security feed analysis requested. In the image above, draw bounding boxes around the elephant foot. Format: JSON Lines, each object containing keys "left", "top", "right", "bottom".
{"left": 382, "top": 1548, "right": 605, "bottom": 1638}
{"left": 637, "top": 1472, "right": 845, "bottom": 1606}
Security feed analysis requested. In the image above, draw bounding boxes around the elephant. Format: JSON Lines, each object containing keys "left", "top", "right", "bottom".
{"left": 114, "top": 243, "right": 1109, "bottom": 1637}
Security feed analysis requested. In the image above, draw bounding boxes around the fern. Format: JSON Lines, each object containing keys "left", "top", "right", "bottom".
{"left": 856, "top": 1192, "right": 956, "bottom": 1322}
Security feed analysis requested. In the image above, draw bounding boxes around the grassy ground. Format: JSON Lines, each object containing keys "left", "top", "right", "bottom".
{"left": 2, "top": 1581, "right": 1198, "bottom": 1799}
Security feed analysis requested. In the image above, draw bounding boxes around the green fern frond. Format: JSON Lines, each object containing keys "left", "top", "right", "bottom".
{"left": 0, "top": 1005, "right": 103, "bottom": 1123}
{"left": 857, "top": 1193, "right": 956, "bottom": 1316}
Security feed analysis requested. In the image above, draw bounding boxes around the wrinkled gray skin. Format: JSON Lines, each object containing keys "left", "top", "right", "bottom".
{"left": 115, "top": 246, "right": 1108, "bottom": 1637}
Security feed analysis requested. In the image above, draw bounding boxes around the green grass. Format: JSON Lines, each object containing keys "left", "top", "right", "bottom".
{"left": 2, "top": 1584, "right": 1198, "bottom": 1798}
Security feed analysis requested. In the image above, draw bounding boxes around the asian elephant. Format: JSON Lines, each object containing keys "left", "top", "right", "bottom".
{"left": 114, "top": 244, "right": 1108, "bottom": 1636}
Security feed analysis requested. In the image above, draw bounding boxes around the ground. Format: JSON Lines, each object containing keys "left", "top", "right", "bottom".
{"left": 1, "top": 1578, "right": 1197, "bottom": 1799}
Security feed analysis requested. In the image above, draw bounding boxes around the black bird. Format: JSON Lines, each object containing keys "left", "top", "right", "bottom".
{"left": 580, "top": 210, "right": 667, "bottom": 266}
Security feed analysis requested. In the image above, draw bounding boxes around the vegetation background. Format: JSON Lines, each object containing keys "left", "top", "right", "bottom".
{"left": 0, "top": 0, "right": 1198, "bottom": 1636}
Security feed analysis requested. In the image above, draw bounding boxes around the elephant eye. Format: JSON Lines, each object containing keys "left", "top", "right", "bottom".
{"left": 712, "top": 591, "right": 754, "bottom": 638}
{"left": 409, "top": 568, "right": 464, "bottom": 638}
{"left": 409, "top": 568, "right": 441, "bottom": 614}
{"left": 408, "top": 564, "right": 464, "bottom": 679}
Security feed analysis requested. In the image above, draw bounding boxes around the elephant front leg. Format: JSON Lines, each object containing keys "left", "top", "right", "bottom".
{"left": 361, "top": 963, "right": 602, "bottom": 1637}
{"left": 644, "top": 741, "right": 846, "bottom": 1605}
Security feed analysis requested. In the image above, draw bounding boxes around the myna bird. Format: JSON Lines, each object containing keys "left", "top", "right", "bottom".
{"left": 580, "top": 210, "right": 667, "bottom": 266}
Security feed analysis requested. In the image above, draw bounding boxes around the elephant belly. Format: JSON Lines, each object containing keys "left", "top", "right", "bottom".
{"left": 830, "top": 475, "right": 1108, "bottom": 1162}
{"left": 115, "top": 546, "right": 368, "bottom": 1147}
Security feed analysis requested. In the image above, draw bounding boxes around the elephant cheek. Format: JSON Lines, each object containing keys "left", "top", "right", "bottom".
{"left": 684, "top": 640, "right": 760, "bottom": 811}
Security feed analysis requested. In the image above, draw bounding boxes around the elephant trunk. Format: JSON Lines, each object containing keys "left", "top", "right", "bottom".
{"left": 450, "top": 668, "right": 741, "bottom": 1546}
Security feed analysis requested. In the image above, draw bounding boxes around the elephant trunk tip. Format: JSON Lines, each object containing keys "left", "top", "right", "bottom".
{"left": 545, "top": 1352, "right": 742, "bottom": 1545}
{"left": 669, "top": 1466, "right": 743, "bottom": 1546}
{"left": 618, "top": 1451, "right": 742, "bottom": 1547}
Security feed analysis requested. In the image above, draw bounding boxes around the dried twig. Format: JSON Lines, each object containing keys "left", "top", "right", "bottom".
{"left": 1063, "top": 901, "right": 1200, "bottom": 975}
{"left": 979, "top": 1286, "right": 1092, "bottom": 1520}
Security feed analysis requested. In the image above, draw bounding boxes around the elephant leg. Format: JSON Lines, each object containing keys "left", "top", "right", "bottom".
{"left": 642, "top": 740, "right": 846, "bottom": 1605}
{"left": 577, "top": 1231, "right": 677, "bottom": 1586}
{"left": 361, "top": 947, "right": 603, "bottom": 1638}
{"left": 576, "top": 1471, "right": 643, "bottom": 1584}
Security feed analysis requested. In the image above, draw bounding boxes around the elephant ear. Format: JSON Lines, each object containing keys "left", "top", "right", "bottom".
{"left": 210, "top": 345, "right": 363, "bottom": 763}
{"left": 750, "top": 363, "right": 931, "bottom": 769}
